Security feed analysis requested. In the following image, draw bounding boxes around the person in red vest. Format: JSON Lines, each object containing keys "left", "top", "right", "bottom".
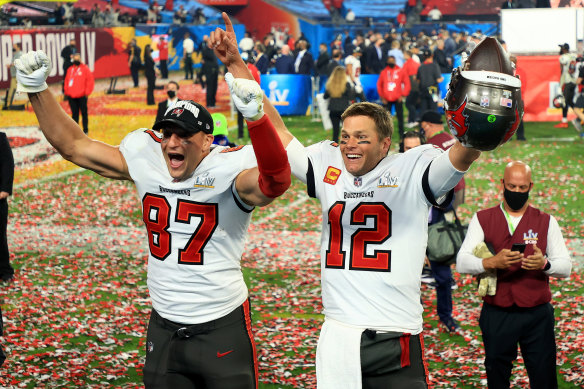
{"left": 64, "top": 52, "right": 94, "bottom": 134}
{"left": 457, "top": 161, "right": 572, "bottom": 388}
{"left": 377, "top": 55, "right": 411, "bottom": 140}
{"left": 158, "top": 36, "right": 169, "bottom": 79}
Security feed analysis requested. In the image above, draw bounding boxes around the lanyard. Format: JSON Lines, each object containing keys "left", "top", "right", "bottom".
{"left": 501, "top": 204, "right": 516, "bottom": 235}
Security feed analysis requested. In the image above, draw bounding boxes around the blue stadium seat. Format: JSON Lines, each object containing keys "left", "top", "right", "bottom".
{"left": 269, "top": 0, "right": 330, "bottom": 21}
{"left": 342, "top": 0, "right": 402, "bottom": 20}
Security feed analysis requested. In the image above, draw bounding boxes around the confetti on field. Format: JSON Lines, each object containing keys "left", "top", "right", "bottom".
{"left": 1, "top": 79, "right": 582, "bottom": 388}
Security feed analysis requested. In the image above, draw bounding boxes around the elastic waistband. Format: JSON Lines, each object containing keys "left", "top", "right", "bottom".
{"left": 153, "top": 301, "right": 247, "bottom": 338}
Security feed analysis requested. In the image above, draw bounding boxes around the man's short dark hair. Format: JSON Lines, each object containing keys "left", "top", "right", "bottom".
{"left": 404, "top": 130, "right": 425, "bottom": 143}
{"left": 168, "top": 81, "right": 179, "bottom": 90}
{"left": 342, "top": 102, "right": 393, "bottom": 140}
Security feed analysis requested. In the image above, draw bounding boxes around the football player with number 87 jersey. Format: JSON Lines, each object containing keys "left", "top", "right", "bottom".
{"left": 14, "top": 12, "right": 291, "bottom": 388}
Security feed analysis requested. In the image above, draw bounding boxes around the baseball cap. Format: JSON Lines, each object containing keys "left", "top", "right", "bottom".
{"left": 420, "top": 110, "right": 443, "bottom": 124}
{"left": 559, "top": 43, "right": 570, "bottom": 51}
{"left": 153, "top": 100, "right": 213, "bottom": 134}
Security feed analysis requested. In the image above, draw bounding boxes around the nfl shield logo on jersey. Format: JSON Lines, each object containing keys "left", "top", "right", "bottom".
{"left": 354, "top": 177, "right": 362, "bottom": 187}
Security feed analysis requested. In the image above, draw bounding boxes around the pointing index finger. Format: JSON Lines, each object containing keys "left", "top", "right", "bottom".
{"left": 222, "top": 12, "right": 234, "bottom": 34}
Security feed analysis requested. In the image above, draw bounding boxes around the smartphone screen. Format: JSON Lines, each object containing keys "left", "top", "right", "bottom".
{"left": 511, "top": 243, "right": 526, "bottom": 253}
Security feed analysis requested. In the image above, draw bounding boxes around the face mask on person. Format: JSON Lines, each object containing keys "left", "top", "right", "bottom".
{"left": 503, "top": 187, "right": 530, "bottom": 211}
{"left": 387, "top": 62, "right": 396, "bottom": 68}
{"left": 167, "top": 90, "right": 176, "bottom": 98}
{"left": 73, "top": 60, "right": 81, "bottom": 66}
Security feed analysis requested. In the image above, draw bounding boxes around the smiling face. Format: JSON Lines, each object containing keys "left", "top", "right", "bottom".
{"left": 161, "top": 126, "right": 214, "bottom": 182}
{"left": 340, "top": 115, "right": 391, "bottom": 177}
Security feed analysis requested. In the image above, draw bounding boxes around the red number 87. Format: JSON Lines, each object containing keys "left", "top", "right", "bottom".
{"left": 142, "top": 193, "right": 218, "bottom": 265}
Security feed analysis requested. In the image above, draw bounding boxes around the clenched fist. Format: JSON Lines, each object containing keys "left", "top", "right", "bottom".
{"left": 14, "top": 50, "right": 52, "bottom": 93}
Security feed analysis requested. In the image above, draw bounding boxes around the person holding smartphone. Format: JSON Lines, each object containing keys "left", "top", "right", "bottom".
{"left": 456, "top": 161, "right": 572, "bottom": 388}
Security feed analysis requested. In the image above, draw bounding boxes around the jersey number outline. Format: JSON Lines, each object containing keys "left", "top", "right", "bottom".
{"left": 142, "top": 193, "right": 218, "bottom": 265}
{"left": 326, "top": 201, "right": 392, "bottom": 272}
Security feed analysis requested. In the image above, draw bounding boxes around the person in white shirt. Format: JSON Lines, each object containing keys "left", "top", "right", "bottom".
{"left": 183, "top": 32, "right": 195, "bottom": 80}
{"left": 204, "top": 14, "right": 525, "bottom": 389}
{"left": 428, "top": 6, "right": 442, "bottom": 21}
{"left": 238, "top": 31, "right": 255, "bottom": 55}
{"left": 15, "top": 13, "right": 291, "bottom": 387}
{"left": 344, "top": 46, "right": 363, "bottom": 91}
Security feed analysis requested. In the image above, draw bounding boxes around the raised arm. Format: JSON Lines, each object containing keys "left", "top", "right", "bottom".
{"left": 210, "top": 12, "right": 294, "bottom": 148}
{"left": 16, "top": 51, "right": 130, "bottom": 181}
{"left": 448, "top": 141, "right": 481, "bottom": 171}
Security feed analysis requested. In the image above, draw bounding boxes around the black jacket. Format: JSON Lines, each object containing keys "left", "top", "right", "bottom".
{"left": 365, "top": 45, "right": 385, "bottom": 74}
{"left": 154, "top": 99, "right": 181, "bottom": 127}
{"left": 295, "top": 51, "right": 314, "bottom": 75}
{"left": 0, "top": 133, "right": 14, "bottom": 196}
{"left": 316, "top": 51, "right": 331, "bottom": 76}
{"left": 324, "top": 82, "right": 356, "bottom": 112}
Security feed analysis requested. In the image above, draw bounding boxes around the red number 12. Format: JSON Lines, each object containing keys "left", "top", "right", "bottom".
{"left": 326, "top": 202, "right": 392, "bottom": 272}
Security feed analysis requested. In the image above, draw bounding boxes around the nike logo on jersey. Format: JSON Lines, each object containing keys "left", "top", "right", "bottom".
{"left": 217, "top": 350, "right": 234, "bottom": 358}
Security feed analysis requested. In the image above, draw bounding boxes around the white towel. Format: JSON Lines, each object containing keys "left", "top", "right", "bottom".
{"left": 316, "top": 318, "right": 364, "bottom": 389}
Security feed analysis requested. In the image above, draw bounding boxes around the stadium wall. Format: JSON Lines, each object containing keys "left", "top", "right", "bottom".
{"left": 0, "top": 24, "right": 244, "bottom": 89}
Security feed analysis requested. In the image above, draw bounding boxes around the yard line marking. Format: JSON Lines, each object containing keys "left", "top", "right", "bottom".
{"left": 15, "top": 168, "right": 85, "bottom": 188}
{"left": 529, "top": 137, "right": 579, "bottom": 142}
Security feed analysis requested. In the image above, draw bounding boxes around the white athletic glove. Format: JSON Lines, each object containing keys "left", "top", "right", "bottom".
{"left": 225, "top": 72, "right": 264, "bottom": 121}
{"left": 14, "top": 50, "right": 52, "bottom": 93}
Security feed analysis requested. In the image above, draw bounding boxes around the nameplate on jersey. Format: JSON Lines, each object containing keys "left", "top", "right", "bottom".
{"left": 522, "top": 229, "right": 538, "bottom": 245}
{"left": 324, "top": 166, "right": 341, "bottom": 185}
{"left": 193, "top": 172, "right": 215, "bottom": 188}
{"left": 159, "top": 185, "right": 191, "bottom": 196}
{"left": 377, "top": 171, "right": 399, "bottom": 188}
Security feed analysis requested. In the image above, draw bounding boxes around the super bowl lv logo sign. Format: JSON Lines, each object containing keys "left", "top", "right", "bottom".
{"left": 268, "top": 80, "right": 290, "bottom": 106}
{"left": 324, "top": 166, "right": 341, "bottom": 185}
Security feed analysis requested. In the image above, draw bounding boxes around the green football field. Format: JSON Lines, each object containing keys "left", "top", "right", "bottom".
{"left": 2, "top": 109, "right": 583, "bottom": 388}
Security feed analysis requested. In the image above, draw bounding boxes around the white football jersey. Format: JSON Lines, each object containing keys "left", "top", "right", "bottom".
{"left": 303, "top": 141, "right": 443, "bottom": 333}
{"left": 120, "top": 129, "right": 257, "bottom": 324}
{"left": 344, "top": 55, "right": 361, "bottom": 86}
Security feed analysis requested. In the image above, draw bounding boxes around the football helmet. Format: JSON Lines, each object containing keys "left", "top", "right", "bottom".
{"left": 444, "top": 37, "right": 524, "bottom": 151}
{"left": 552, "top": 94, "right": 566, "bottom": 109}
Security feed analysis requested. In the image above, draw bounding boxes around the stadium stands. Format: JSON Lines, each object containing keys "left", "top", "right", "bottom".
{"left": 421, "top": 0, "right": 502, "bottom": 17}
{"left": 343, "top": 0, "right": 403, "bottom": 21}
{"left": 264, "top": 0, "right": 330, "bottom": 22}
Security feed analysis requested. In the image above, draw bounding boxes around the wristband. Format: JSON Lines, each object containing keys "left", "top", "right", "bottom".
{"left": 542, "top": 259, "right": 551, "bottom": 271}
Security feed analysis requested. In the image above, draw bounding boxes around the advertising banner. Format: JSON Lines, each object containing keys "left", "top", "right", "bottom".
{"left": 0, "top": 27, "right": 135, "bottom": 89}
{"left": 518, "top": 55, "right": 571, "bottom": 122}
{"left": 360, "top": 74, "right": 380, "bottom": 102}
{"left": 261, "top": 74, "right": 311, "bottom": 116}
